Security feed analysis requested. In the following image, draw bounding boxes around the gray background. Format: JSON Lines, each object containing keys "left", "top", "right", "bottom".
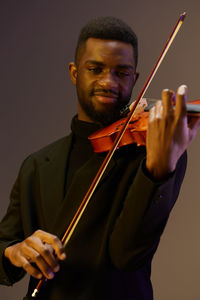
{"left": 1, "top": 0, "right": 200, "bottom": 299}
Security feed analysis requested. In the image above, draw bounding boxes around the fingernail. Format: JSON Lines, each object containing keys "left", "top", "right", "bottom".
{"left": 54, "top": 265, "right": 60, "bottom": 272}
{"left": 48, "top": 271, "right": 54, "bottom": 279}
{"left": 178, "top": 85, "right": 188, "bottom": 95}
{"left": 61, "top": 253, "right": 66, "bottom": 260}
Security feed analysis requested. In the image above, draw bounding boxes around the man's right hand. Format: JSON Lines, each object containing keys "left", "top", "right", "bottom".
{"left": 4, "top": 230, "right": 66, "bottom": 280}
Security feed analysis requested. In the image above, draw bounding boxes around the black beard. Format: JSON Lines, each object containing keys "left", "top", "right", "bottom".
{"left": 77, "top": 88, "right": 130, "bottom": 126}
{"left": 79, "top": 98, "right": 128, "bottom": 126}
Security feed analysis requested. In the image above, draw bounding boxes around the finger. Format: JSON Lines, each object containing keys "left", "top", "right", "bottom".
{"left": 148, "top": 105, "right": 155, "bottom": 123}
{"left": 188, "top": 116, "right": 200, "bottom": 142}
{"left": 155, "top": 100, "right": 163, "bottom": 119}
{"left": 21, "top": 241, "right": 57, "bottom": 279}
{"left": 161, "top": 89, "right": 174, "bottom": 117}
{"left": 175, "top": 85, "right": 188, "bottom": 119}
{"left": 25, "top": 236, "right": 60, "bottom": 274}
{"left": 172, "top": 93, "right": 176, "bottom": 105}
{"left": 188, "top": 116, "right": 200, "bottom": 130}
{"left": 20, "top": 256, "right": 43, "bottom": 279}
{"left": 34, "top": 230, "right": 66, "bottom": 260}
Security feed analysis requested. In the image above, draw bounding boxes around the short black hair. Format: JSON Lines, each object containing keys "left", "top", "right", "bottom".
{"left": 75, "top": 16, "right": 138, "bottom": 68}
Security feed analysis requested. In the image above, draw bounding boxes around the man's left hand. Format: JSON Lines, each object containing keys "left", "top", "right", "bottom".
{"left": 146, "top": 84, "right": 200, "bottom": 180}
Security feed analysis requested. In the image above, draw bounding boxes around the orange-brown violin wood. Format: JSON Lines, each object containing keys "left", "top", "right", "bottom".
{"left": 89, "top": 99, "right": 200, "bottom": 153}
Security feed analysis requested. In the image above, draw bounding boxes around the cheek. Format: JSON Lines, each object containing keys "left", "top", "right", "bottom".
{"left": 76, "top": 79, "right": 94, "bottom": 99}
{"left": 122, "top": 81, "right": 134, "bottom": 95}
{"left": 77, "top": 73, "right": 92, "bottom": 89}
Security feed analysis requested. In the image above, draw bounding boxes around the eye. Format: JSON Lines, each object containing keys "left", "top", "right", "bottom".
{"left": 117, "top": 71, "right": 130, "bottom": 77}
{"left": 88, "top": 67, "right": 102, "bottom": 74}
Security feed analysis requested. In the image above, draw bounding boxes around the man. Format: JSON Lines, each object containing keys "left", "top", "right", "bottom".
{"left": 0, "top": 17, "right": 199, "bottom": 300}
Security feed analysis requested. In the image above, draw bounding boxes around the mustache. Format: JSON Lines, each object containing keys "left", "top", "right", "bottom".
{"left": 91, "top": 88, "right": 119, "bottom": 97}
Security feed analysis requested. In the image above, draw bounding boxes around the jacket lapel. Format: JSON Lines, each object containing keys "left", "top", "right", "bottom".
{"left": 35, "top": 135, "right": 72, "bottom": 232}
{"left": 35, "top": 134, "right": 117, "bottom": 238}
{"left": 52, "top": 152, "right": 116, "bottom": 239}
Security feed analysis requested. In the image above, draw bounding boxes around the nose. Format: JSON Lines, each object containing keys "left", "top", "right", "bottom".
{"left": 98, "top": 71, "right": 118, "bottom": 90}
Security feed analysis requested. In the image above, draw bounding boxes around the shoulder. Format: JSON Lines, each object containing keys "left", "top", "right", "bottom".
{"left": 32, "top": 134, "right": 72, "bottom": 159}
{"left": 19, "top": 134, "right": 72, "bottom": 174}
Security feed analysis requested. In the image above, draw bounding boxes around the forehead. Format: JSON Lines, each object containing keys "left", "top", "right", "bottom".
{"left": 79, "top": 38, "right": 135, "bottom": 68}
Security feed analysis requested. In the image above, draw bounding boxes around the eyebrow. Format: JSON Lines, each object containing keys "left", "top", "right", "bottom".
{"left": 85, "top": 60, "right": 134, "bottom": 70}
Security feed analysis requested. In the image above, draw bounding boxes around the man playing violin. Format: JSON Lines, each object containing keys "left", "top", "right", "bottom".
{"left": 1, "top": 16, "right": 200, "bottom": 300}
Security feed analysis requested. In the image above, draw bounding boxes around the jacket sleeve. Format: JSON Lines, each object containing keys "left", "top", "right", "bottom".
{"left": 0, "top": 167, "right": 26, "bottom": 285}
{"left": 109, "top": 152, "right": 187, "bottom": 270}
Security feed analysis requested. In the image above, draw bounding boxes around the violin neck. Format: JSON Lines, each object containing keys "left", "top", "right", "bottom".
{"left": 144, "top": 98, "right": 200, "bottom": 116}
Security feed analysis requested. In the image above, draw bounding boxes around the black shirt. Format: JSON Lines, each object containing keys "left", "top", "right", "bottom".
{"left": 65, "top": 116, "right": 101, "bottom": 192}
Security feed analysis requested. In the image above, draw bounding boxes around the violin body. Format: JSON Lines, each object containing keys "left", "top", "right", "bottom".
{"left": 88, "top": 112, "right": 148, "bottom": 153}
{"left": 89, "top": 99, "right": 200, "bottom": 153}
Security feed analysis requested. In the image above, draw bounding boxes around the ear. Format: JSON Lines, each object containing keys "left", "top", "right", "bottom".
{"left": 68, "top": 62, "right": 78, "bottom": 85}
{"left": 133, "top": 72, "right": 139, "bottom": 84}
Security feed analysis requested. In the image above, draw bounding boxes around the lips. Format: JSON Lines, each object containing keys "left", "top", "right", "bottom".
{"left": 93, "top": 93, "right": 118, "bottom": 104}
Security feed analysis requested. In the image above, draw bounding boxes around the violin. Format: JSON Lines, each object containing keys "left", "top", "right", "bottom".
{"left": 89, "top": 98, "right": 200, "bottom": 153}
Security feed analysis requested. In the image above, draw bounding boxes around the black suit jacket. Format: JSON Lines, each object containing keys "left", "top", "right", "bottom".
{"left": 0, "top": 134, "right": 187, "bottom": 299}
